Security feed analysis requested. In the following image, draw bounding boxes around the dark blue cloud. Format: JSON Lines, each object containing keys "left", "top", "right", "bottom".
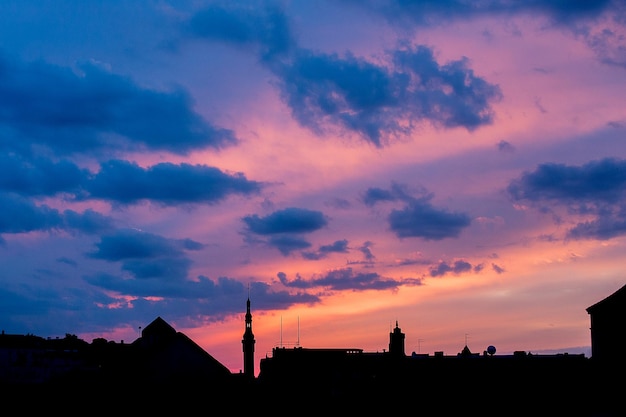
{"left": 86, "top": 160, "right": 263, "bottom": 205}
{"left": 268, "top": 235, "right": 312, "bottom": 256}
{"left": 388, "top": 201, "right": 472, "bottom": 240}
{"left": 363, "top": 182, "right": 471, "bottom": 240}
{"left": 83, "top": 273, "right": 320, "bottom": 319}
{"left": 88, "top": 228, "right": 203, "bottom": 262}
{"left": 363, "top": 182, "right": 421, "bottom": 206}
{"left": 349, "top": 0, "right": 626, "bottom": 69}
{"left": 363, "top": 187, "right": 400, "bottom": 206}
{"left": 349, "top": 0, "right": 615, "bottom": 27}
{"left": 183, "top": 5, "right": 501, "bottom": 147}
{"left": 63, "top": 208, "right": 115, "bottom": 235}
{"left": 358, "top": 241, "right": 376, "bottom": 262}
{"left": 0, "top": 192, "right": 63, "bottom": 234}
{"left": 242, "top": 209, "right": 333, "bottom": 255}
{"left": 121, "top": 257, "right": 193, "bottom": 280}
{"left": 277, "top": 268, "right": 423, "bottom": 291}
{"left": 0, "top": 55, "right": 237, "bottom": 156}
{"left": 429, "top": 259, "right": 473, "bottom": 277}
{"left": 0, "top": 155, "right": 263, "bottom": 206}
{"left": 508, "top": 158, "right": 626, "bottom": 203}
{"left": 274, "top": 45, "right": 501, "bottom": 147}
{"left": 507, "top": 158, "right": 626, "bottom": 240}
{"left": 85, "top": 273, "right": 230, "bottom": 299}
{"left": 0, "top": 270, "right": 319, "bottom": 337}
{"left": 87, "top": 229, "right": 204, "bottom": 281}
{"left": 184, "top": 2, "right": 294, "bottom": 61}
{"left": 242, "top": 207, "right": 328, "bottom": 235}
{"left": 0, "top": 154, "right": 87, "bottom": 197}
{"left": 319, "top": 239, "right": 350, "bottom": 254}
{"left": 0, "top": 196, "right": 110, "bottom": 243}
{"left": 302, "top": 239, "right": 349, "bottom": 260}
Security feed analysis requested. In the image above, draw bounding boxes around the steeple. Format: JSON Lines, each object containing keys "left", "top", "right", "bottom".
{"left": 242, "top": 293, "right": 255, "bottom": 379}
{"left": 389, "top": 320, "right": 405, "bottom": 356}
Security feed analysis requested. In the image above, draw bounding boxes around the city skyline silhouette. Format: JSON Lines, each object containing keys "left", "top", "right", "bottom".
{"left": 2, "top": 283, "right": 624, "bottom": 415}
{"left": 1, "top": 1, "right": 625, "bottom": 385}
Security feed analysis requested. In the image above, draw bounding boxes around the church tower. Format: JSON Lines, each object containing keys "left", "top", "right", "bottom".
{"left": 242, "top": 295, "right": 255, "bottom": 379}
{"left": 389, "top": 320, "right": 405, "bottom": 356}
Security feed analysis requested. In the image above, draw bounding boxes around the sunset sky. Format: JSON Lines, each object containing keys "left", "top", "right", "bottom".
{"left": 1, "top": 0, "right": 626, "bottom": 376}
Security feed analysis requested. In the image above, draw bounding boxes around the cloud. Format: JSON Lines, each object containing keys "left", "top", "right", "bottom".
{"left": 0, "top": 55, "right": 237, "bottom": 156}
{"left": 85, "top": 273, "right": 302, "bottom": 308}
{"left": 242, "top": 207, "right": 329, "bottom": 255}
{"left": 182, "top": 5, "right": 501, "bottom": 147}
{"left": 0, "top": 270, "right": 320, "bottom": 337}
{"left": 0, "top": 154, "right": 87, "bottom": 197}
{"left": 507, "top": 158, "right": 626, "bottom": 203}
{"left": 269, "top": 235, "right": 312, "bottom": 256}
{"left": 363, "top": 182, "right": 423, "bottom": 206}
{"left": 350, "top": 0, "right": 616, "bottom": 27}
{"left": 362, "top": 182, "right": 471, "bottom": 240}
{"left": 497, "top": 140, "right": 516, "bottom": 153}
{"left": 63, "top": 209, "right": 115, "bottom": 235}
{"left": 388, "top": 201, "right": 471, "bottom": 240}
{"left": 87, "top": 229, "right": 203, "bottom": 280}
{"left": 86, "top": 160, "right": 263, "bottom": 205}
{"left": 273, "top": 45, "right": 501, "bottom": 147}
{"left": 0, "top": 193, "right": 63, "bottom": 234}
{"left": 88, "top": 228, "right": 203, "bottom": 262}
{"left": 507, "top": 157, "right": 626, "bottom": 240}
{"left": 277, "top": 268, "right": 422, "bottom": 291}
{"left": 351, "top": 0, "right": 626, "bottom": 69}
{"left": 0, "top": 155, "right": 263, "bottom": 206}
{"left": 319, "top": 239, "right": 350, "bottom": 254}
{"left": 0, "top": 192, "right": 113, "bottom": 237}
{"left": 302, "top": 239, "right": 350, "bottom": 260}
{"left": 242, "top": 207, "right": 328, "bottom": 235}
{"left": 121, "top": 257, "right": 193, "bottom": 281}
{"left": 80, "top": 274, "right": 321, "bottom": 324}
{"left": 428, "top": 259, "right": 473, "bottom": 277}
{"left": 183, "top": 2, "right": 295, "bottom": 61}
{"left": 358, "top": 241, "right": 376, "bottom": 262}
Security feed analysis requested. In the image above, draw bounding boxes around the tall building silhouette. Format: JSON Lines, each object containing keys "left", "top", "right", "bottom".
{"left": 242, "top": 295, "right": 255, "bottom": 378}
{"left": 388, "top": 320, "right": 405, "bottom": 356}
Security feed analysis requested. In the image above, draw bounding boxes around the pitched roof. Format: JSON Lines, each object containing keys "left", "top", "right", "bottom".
{"left": 586, "top": 283, "right": 626, "bottom": 314}
{"left": 142, "top": 316, "right": 176, "bottom": 338}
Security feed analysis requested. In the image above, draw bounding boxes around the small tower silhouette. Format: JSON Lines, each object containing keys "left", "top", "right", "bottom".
{"left": 242, "top": 292, "right": 256, "bottom": 379}
{"left": 389, "top": 320, "right": 405, "bottom": 356}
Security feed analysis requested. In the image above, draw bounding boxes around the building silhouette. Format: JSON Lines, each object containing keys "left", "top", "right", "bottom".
{"left": 241, "top": 295, "right": 255, "bottom": 379}
{"left": 389, "top": 320, "right": 405, "bottom": 356}
{"left": 586, "top": 283, "right": 626, "bottom": 364}
{"left": 1, "top": 284, "right": 625, "bottom": 414}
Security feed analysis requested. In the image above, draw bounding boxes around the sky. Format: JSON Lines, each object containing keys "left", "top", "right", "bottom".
{"left": 1, "top": 0, "right": 626, "bottom": 376}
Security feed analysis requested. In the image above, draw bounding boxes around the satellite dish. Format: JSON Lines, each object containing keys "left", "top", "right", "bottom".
{"left": 487, "top": 345, "right": 496, "bottom": 355}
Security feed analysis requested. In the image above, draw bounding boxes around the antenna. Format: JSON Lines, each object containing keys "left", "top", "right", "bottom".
{"left": 280, "top": 316, "right": 283, "bottom": 348}
{"left": 297, "top": 316, "right": 300, "bottom": 347}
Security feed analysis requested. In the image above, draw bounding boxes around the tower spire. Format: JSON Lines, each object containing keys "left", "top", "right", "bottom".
{"left": 242, "top": 287, "right": 255, "bottom": 379}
